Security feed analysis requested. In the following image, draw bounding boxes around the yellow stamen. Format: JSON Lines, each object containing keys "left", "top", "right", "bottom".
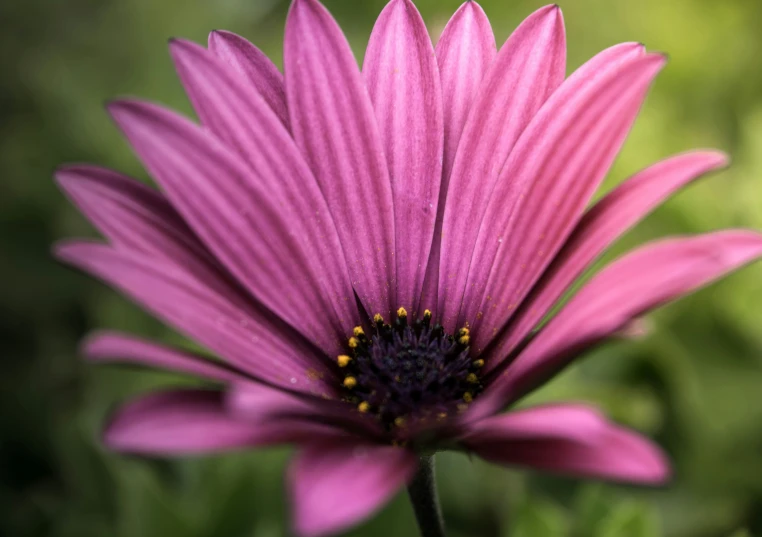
{"left": 397, "top": 307, "right": 408, "bottom": 318}
{"left": 343, "top": 376, "right": 357, "bottom": 388}
{"left": 463, "top": 392, "right": 473, "bottom": 403}
{"left": 348, "top": 337, "right": 359, "bottom": 348}
{"left": 466, "top": 373, "right": 479, "bottom": 384}
{"left": 473, "top": 359, "right": 485, "bottom": 368}
{"left": 458, "top": 335, "right": 470, "bottom": 345}
{"left": 357, "top": 401, "right": 370, "bottom": 413}
{"left": 337, "top": 355, "right": 352, "bottom": 367}
{"left": 423, "top": 309, "right": 432, "bottom": 319}
{"left": 394, "top": 416, "right": 406, "bottom": 427}
{"left": 437, "top": 412, "right": 448, "bottom": 420}
{"left": 353, "top": 326, "right": 365, "bottom": 337}
{"left": 373, "top": 313, "right": 384, "bottom": 324}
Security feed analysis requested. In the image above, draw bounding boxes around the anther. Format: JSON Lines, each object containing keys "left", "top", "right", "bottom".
{"left": 466, "top": 373, "right": 479, "bottom": 384}
{"left": 357, "top": 401, "right": 370, "bottom": 413}
{"left": 353, "top": 326, "right": 365, "bottom": 337}
{"left": 348, "top": 337, "right": 359, "bottom": 348}
{"left": 343, "top": 376, "right": 357, "bottom": 388}
{"left": 397, "top": 307, "right": 408, "bottom": 319}
{"left": 458, "top": 334, "right": 470, "bottom": 345}
{"left": 373, "top": 313, "right": 384, "bottom": 324}
{"left": 337, "top": 355, "right": 352, "bottom": 367}
{"left": 473, "top": 359, "right": 484, "bottom": 368}
{"left": 463, "top": 392, "right": 473, "bottom": 403}
{"left": 394, "top": 416, "right": 406, "bottom": 428}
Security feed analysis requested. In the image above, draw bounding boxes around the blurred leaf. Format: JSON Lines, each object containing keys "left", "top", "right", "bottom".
{"left": 509, "top": 497, "right": 568, "bottom": 537}
{"left": 594, "top": 501, "right": 661, "bottom": 537}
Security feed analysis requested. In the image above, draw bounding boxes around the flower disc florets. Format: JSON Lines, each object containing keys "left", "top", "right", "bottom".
{"left": 337, "top": 308, "right": 484, "bottom": 431}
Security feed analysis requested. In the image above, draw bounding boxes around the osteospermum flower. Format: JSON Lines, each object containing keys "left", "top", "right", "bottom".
{"left": 55, "top": 0, "right": 762, "bottom": 535}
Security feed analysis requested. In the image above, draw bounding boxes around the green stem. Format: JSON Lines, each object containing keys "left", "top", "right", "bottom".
{"left": 407, "top": 455, "right": 446, "bottom": 537}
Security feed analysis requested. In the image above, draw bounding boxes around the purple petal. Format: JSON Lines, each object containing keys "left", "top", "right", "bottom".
{"left": 363, "top": 0, "right": 444, "bottom": 312}
{"left": 437, "top": 4, "right": 566, "bottom": 330}
{"left": 466, "top": 52, "right": 666, "bottom": 351}
{"left": 475, "top": 230, "right": 762, "bottom": 415}
{"left": 285, "top": 0, "right": 396, "bottom": 317}
{"left": 104, "top": 389, "right": 334, "bottom": 455}
{"left": 285, "top": 0, "right": 395, "bottom": 313}
{"left": 83, "top": 331, "right": 252, "bottom": 383}
{"left": 461, "top": 405, "right": 669, "bottom": 484}
{"left": 108, "top": 99, "right": 358, "bottom": 357}
{"left": 56, "top": 241, "right": 336, "bottom": 395}
{"left": 55, "top": 165, "right": 243, "bottom": 302}
{"left": 288, "top": 441, "right": 417, "bottom": 537}
{"left": 169, "top": 40, "right": 359, "bottom": 335}
{"left": 485, "top": 150, "right": 728, "bottom": 371}
{"left": 207, "top": 30, "right": 290, "bottom": 128}
{"left": 228, "top": 382, "right": 386, "bottom": 440}
{"left": 459, "top": 403, "right": 608, "bottom": 445}
{"left": 421, "top": 0, "right": 496, "bottom": 310}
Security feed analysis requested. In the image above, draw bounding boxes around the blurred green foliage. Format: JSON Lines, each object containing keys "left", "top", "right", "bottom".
{"left": 3, "top": 0, "right": 762, "bottom": 536}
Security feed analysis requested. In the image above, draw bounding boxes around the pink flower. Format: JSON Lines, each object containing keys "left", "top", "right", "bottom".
{"left": 55, "top": 0, "right": 762, "bottom": 535}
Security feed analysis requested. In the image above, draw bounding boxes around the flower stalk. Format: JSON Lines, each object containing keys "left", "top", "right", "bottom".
{"left": 407, "top": 455, "right": 446, "bottom": 537}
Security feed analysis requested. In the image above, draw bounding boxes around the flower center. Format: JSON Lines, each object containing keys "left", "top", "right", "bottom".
{"left": 336, "top": 308, "right": 483, "bottom": 431}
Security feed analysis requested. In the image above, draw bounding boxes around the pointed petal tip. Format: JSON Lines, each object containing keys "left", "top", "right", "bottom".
{"left": 53, "top": 165, "right": 81, "bottom": 190}
{"left": 51, "top": 239, "right": 81, "bottom": 262}
{"left": 78, "top": 330, "right": 114, "bottom": 361}
{"left": 207, "top": 29, "right": 229, "bottom": 48}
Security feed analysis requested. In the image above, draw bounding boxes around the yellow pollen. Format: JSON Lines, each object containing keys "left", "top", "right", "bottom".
{"left": 437, "top": 412, "right": 448, "bottom": 419}
{"left": 394, "top": 416, "right": 406, "bottom": 427}
{"left": 373, "top": 313, "right": 384, "bottom": 324}
{"left": 343, "top": 376, "right": 357, "bottom": 388}
{"left": 423, "top": 309, "right": 432, "bottom": 319}
{"left": 348, "top": 337, "right": 359, "bottom": 348}
{"left": 466, "top": 373, "right": 479, "bottom": 384}
{"left": 337, "top": 355, "right": 352, "bottom": 367}
{"left": 473, "top": 359, "right": 485, "bottom": 368}
{"left": 463, "top": 392, "right": 473, "bottom": 403}
{"left": 353, "top": 326, "right": 365, "bottom": 337}
{"left": 459, "top": 327, "right": 470, "bottom": 336}
{"left": 459, "top": 335, "right": 471, "bottom": 345}
{"left": 357, "top": 401, "right": 370, "bottom": 413}
{"left": 397, "top": 307, "right": 408, "bottom": 318}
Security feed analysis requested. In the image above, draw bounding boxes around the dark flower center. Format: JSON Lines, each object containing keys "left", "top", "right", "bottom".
{"left": 337, "top": 308, "right": 483, "bottom": 431}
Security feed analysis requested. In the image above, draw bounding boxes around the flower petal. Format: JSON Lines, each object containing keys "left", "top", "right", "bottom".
{"left": 285, "top": 0, "right": 395, "bottom": 317}
{"left": 55, "top": 164, "right": 245, "bottom": 302}
{"left": 459, "top": 403, "right": 608, "bottom": 446}
{"left": 56, "top": 241, "right": 335, "bottom": 395}
{"left": 228, "top": 382, "right": 386, "bottom": 440}
{"left": 461, "top": 405, "right": 669, "bottom": 484}
{"left": 363, "top": 0, "right": 443, "bottom": 312}
{"left": 108, "top": 99, "right": 358, "bottom": 357}
{"left": 475, "top": 230, "right": 762, "bottom": 415}
{"left": 288, "top": 441, "right": 417, "bottom": 537}
{"left": 104, "top": 389, "right": 333, "bottom": 455}
{"left": 437, "top": 4, "right": 566, "bottom": 330}
{"left": 207, "top": 30, "right": 290, "bottom": 128}
{"left": 83, "top": 331, "right": 254, "bottom": 383}
{"left": 169, "top": 39, "right": 359, "bottom": 334}
{"left": 485, "top": 150, "right": 728, "bottom": 371}
{"left": 467, "top": 52, "right": 666, "bottom": 350}
{"left": 421, "top": 0, "right": 496, "bottom": 309}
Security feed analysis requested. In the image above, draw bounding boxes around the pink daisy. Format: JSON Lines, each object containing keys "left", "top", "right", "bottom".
{"left": 55, "top": 0, "right": 762, "bottom": 536}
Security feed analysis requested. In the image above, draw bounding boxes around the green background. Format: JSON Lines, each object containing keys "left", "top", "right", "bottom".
{"left": 3, "top": 0, "right": 762, "bottom": 535}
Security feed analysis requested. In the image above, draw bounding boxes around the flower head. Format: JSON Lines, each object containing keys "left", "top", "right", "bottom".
{"left": 55, "top": 0, "right": 762, "bottom": 535}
